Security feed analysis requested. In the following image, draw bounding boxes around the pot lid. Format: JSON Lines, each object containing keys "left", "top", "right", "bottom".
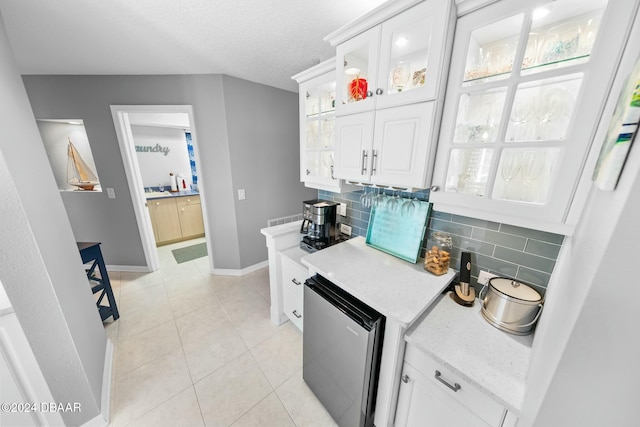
{"left": 489, "top": 277, "right": 541, "bottom": 302}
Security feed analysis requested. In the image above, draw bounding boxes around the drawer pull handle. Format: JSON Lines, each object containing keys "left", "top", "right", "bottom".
{"left": 292, "top": 310, "right": 302, "bottom": 319}
{"left": 291, "top": 278, "right": 302, "bottom": 286}
{"left": 435, "top": 370, "right": 460, "bottom": 392}
{"left": 401, "top": 374, "right": 410, "bottom": 383}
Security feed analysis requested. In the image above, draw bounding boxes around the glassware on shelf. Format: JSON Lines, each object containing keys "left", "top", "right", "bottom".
{"left": 386, "top": 189, "right": 402, "bottom": 212}
{"left": 374, "top": 188, "right": 388, "bottom": 208}
{"left": 321, "top": 119, "right": 335, "bottom": 148}
{"left": 508, "top": 96, "right": 534, "bottom": 141}
{"left": 446, "top": 148, "right": 494, "bottom": 195}
{"left": 306, "top": 121, "right": 319, "bottom": 148}
{"left": 540, "top": 21, "right": 581, "bottom": 64}
{"left": 520, "top": 150, "right": 547, "bottom": 202}
{"left": 453, "top": 88, "right": 507, "bottom": 144}
{"left": 522, "top": 33, "right": 539, "bottom": 70}
{"left": 462, "top": 14, "right": 523, "bottom": 85}
{"left": 390, "top": 62, "right": 411, "bottom": 92}
{"left": 500, "top": 151, "right": 522, "bottom": 200}
{"left": 401, "top": 194, "right": 419, "bottom": 217}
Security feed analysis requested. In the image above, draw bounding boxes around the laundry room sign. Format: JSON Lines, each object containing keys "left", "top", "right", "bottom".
{"left": 135, "top": 144, "right": 171, "bottom": 156}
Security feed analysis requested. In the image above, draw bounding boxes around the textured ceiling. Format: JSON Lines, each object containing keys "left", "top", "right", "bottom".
{"left": 0, "top": 0, "right": 388, "bottom": 92}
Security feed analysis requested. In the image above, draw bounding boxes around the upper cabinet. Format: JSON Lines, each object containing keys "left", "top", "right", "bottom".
{"left": 430, "top": 0, "right": 637, "bottom": 234}
{"left": 328, "top": 0, "right": 455, "bottom": 116}
{"left": 292, "top": 59, "right": 356, "bottom": 193}
{"left": 326, "top": 0, "right": 456, "bottom": 190}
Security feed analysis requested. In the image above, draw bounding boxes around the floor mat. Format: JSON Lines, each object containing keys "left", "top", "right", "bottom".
{"left": 171, "top": 242, "right": 207, "bottom": 264}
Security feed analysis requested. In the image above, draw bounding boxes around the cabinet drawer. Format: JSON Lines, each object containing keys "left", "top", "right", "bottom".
{"left": 404, "top": 345, "right": 505, "bottom": 427}
{"left": 283, "top": 288, "right": 303, "bottom": 332}
{"left": 280, "top": 255, "right": 307, "bottom": 299}
{"left": 176, "top": 195, "right": 200, "bottom": 206}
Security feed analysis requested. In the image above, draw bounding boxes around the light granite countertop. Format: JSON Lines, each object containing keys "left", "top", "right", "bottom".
{"left": 404, "top": 292, "right": 533, "bottom": 413}
{"left": 300, "top": 236, "right": 456, "bottom": 328}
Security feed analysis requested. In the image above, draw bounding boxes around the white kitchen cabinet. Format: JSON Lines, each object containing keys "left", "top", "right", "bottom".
{"left": 328, "top": 0, "right": 455, "bottom": 115}
{"left": 429, "top": 0, "right": 637, "bottom": 235}
{"left": 326, "top": 0, "right": 454, "bottom": 190}
{"left": 292, "top": 59, "right": 357, "bottom": 193}
{"left": 395, "top": 362, "right": 491, "bottom": 427}
{"left": 395, "top": 345, "right": 508, "bottom": 427}
{"left": 335, "top": 102, "right": 438, "bottom": 188}
{"left": 280, "top": 252, "right": 308, "bottom": 331}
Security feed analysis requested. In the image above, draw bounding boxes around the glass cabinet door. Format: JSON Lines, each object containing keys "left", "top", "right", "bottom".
{"left": 302, "top": 78, "right": 337, "bottom": 184}
{"left": 431, "top": 0, "right": 631, "bottom": 230}
{"left": 335, "top": 27, "right": 381, "bottom": 115}
{"left": 335, "top": 0, "right": 454, "bottom": 114}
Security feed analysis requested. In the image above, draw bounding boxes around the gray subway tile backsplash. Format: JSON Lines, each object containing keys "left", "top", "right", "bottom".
{"left": 318, "top": 189, "right": 564, "bottom": 295}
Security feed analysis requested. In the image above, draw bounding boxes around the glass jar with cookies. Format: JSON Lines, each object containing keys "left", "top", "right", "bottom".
{"left": 424, "top": 231, "right": 453, "bottom": 275}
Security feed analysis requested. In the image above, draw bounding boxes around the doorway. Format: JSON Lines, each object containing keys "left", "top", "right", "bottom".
{"left": 111, "top": 105, "right": 212, "bottom": 273}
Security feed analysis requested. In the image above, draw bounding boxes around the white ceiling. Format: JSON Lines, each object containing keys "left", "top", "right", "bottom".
{"left": 0, "top": 0, "right": 388, "bottom": 93}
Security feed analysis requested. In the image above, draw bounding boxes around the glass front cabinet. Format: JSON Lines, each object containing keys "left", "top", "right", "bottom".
{"left": 327, "top": 0, "right": 456, "bottom": 190}
{"left": 293, "top": 59, "right": 356, "bottom": 193}
{"left": 331, "top": 0, "right": 453, "bottom": 116}
{"left": 429, "top": 0, "right": 636, "bottom": 234}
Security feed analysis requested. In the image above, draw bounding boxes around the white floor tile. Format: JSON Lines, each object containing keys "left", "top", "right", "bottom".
{"left": 115, "top": 320, "right": 181, "bottom": 378}
{"left": 276, "top": 369, "right": 338, "bottom": 427}
{"left": 125, "top": 386, "right": 204, "bottom": 427}
{"left": 112, "top": 349, "right": 192, "bottom": 427}
{"left": 194, "top": 352, "right": 273, "bottom": 427}
{"left": 105, "top": 248, "right": 332, "bottom": 427}
{"left": 230, "top": 392, "right": 296, "bottom": 427}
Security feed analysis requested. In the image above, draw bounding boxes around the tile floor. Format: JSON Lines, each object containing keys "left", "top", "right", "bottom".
{"left": 104, "top": 238, "right": 337, "bottom": 427}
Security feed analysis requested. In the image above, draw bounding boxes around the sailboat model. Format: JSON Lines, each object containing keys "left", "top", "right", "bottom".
{"left": 67, "top": 138, "right": 99, "bottom": 191}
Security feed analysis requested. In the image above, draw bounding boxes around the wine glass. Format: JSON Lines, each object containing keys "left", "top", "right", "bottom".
{"left": 374, "top": 187, "right": 388, "bottom": 208}
{"left": 520, "top": 151, "right": 546, "bottom": 202}
{"left": 500, "top": 151, "right": 522, "bottom": 200}
{"left": 401, "top": 193, "right": 418, "bottom": 217}
{"left": 386, "top": 189, "right": 401, "bottom": 212}
{"left": 359, "top": 186, "right": 371, "bottom": 208}
{"left": 509, "top": 96, "right": 532, "bottom": 141}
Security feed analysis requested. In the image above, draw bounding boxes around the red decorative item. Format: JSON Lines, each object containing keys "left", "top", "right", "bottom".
{"left": 349, "top": 77, "right": 368, "bottom": 101}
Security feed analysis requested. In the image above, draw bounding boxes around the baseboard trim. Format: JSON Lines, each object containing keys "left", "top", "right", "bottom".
{"left": 85, "top": 338, "right": 115, "bottom": 427}
{"left": 212, "top": 260, "right": 268, "bottom": 276}
{"left": 105, "top": 264, "right": 150, "bottom": 273}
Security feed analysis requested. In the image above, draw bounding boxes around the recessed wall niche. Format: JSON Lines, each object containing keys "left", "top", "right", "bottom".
{"left": 37, "top": 120, "right": 102, "bottom": 192}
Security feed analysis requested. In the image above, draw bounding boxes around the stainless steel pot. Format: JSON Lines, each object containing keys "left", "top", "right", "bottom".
{"left": 480, "top": 277, "right": 543, "bottom": 335}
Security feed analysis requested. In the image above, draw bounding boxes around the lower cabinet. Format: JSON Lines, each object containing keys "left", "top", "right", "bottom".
{"left": 177, "top": 196, "right": 205, "bottom": 238}
{"left": 395, "top": 345, "right": 517, "bottom": 427}
{"left": 280, "top": 252, "right": 308, "bottom": 331}
{"left": 148, "top": 195, "right": 204, "bottom": 245}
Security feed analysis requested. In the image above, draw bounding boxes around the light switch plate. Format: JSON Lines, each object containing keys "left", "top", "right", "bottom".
{"left": 238, "top": 189, "right": 246, "bottom": 200}
{"left": 338, "top": 202, "right": 347, "bottom": 216}
{"left": 106, "top": 188, "right": 116, "bottom": 199}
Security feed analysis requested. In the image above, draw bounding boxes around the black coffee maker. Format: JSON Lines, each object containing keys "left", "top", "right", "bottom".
{"left": 300, "top": 199, "right": 338, "bottom": 252}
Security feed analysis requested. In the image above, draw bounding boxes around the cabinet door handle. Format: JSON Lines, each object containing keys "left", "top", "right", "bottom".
{"left": 401, "top": 374, "right": 410, "bottom": 383}
{"left": 155, "top": 202, "right": 160, "bottom": 206}
{"left": 361, "top": 150, "right": 368, "bottom": 175}
{"left": 434, "top": 370, "right": 461, "bottom": 392}
{"left": 366, "top": 90, "right": 373, "bottom": 98}
{"left": 371, "top": 149, "right": 378, "bottom": 175}
{"left": 430, "top": 185, "right": 440, "bottom": 192}
{"left": 292, "top": 310, "right": 302, "bottom": 318}
{"left": 291, "top": 278, "right": 302, "bottom": 286}
{"left": 376, "top": 88, "right": 383, "bottom": 95}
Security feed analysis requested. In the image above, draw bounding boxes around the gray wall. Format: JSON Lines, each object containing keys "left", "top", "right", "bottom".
{"left": 222, "top": 75, "right": 316, "bottom": 267}
{"left": 22, "top": 74, "right": 313, "bottom": 270}
{"left": 0, "top": 14, "right": 104, "bottom": 425}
